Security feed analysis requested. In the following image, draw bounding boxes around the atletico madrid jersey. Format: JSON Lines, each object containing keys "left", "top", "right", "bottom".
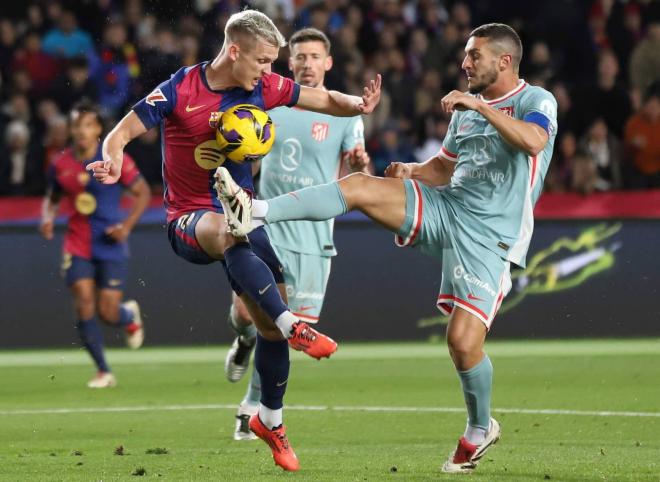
{"left": 132, "top": 62, "right": 301, "bottom": 223}
{"left": 259, "top": 107, "right": 364, "bottom": 257}
{"left": 48, "top": 147, "right": 141, "bottom": 260}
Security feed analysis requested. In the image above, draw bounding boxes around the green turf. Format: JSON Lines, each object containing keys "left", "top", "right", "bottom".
{"left": 1, "top": 340, "right": 659, "bottom": 481}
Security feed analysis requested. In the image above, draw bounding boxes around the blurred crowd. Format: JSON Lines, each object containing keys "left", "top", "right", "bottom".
{"left": 0, "top": 0, "right": 658, "bottom": 197}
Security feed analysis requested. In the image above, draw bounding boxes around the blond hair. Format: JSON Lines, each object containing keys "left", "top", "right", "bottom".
{"left": 224, "top": 10, "right": 286, "bottom": 49}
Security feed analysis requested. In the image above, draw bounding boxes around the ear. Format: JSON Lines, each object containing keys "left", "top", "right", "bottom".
{"left": 500, "top": 53, "right": 512, "bottom": 72}
{"left": 325, "top": 55, "right": 333, "bottom": 72}
{"left": 288, "top": 56, "right": 293, "bottom": 72}
{"left": 228, "top": 43, "right": 240, "bottom": 62}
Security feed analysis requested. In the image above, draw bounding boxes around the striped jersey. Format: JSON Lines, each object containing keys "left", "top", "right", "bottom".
{"left": 48, "top": 147, "right": 140, "bottom": 260}
{"left": 132, "top": 63, "right": 301, "bottom": 223}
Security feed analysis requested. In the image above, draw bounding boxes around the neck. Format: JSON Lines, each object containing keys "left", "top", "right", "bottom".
{"left": 206, "top": 50, "right": 238, "bottom": 90}
{"left": 75, "top": 144, "right": 98, "bottom": 161}
{"left": 480, "top": 74, "right": 520, "bottom": 101}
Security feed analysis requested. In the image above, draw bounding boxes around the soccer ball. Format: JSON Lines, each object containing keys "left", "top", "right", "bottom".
{"left": 215, "top": 104, "right": 275, "bottom": 163}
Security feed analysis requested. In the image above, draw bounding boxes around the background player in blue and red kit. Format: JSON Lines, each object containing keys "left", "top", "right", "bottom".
{"left": 40, "top": 100, "right": 151, "bottom": 389}
{"left": 88, "top": 10, "right": 381, "bottom": 472}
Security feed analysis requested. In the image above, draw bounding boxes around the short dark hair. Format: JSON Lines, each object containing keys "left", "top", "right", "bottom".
{"left": 469, "top": 23, "right": 523, "bottom": 72}
{"left": 289, "top": 28, "right": 331, "bottom": 54}
{"left": 71, "top": 99, "right": 104, "bottom": 130}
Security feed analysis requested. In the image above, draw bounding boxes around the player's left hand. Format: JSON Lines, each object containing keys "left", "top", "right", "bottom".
{"left": 441, "top": 90, "right": 481, "bottom": 114}
{"left": 359, "top": 74, "right": 382, "bottom": 114}
{"left": 343, "top": 144, "right": 370, "bottom": 172}
{"left": 105, "top": 223, "right": 129, "bottom": 242}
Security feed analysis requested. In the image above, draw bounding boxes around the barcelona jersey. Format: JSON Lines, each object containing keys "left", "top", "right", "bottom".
{"left": 48, "top": 147, "right": 141, "bottom": 260}
{"left": 132, "top": 63, "right": 301, "bottom": 223}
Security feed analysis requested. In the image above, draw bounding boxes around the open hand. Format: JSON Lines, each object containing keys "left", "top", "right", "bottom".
{"left": 359, "top": 74, "right": 382, "bottom": 114}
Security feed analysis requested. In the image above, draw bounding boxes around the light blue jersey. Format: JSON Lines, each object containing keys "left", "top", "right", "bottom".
{"left": 260, "top": 106, "right": 364, "bottom": 257}
{"left": 438, "top": 81, "right": 558, "bottom": 267}
{"left": 394, "top": 81, "right": 557, "bottom": 325}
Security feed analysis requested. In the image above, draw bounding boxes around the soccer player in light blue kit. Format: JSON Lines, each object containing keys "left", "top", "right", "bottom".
{"left": 224, "top": 28, "right": 371, "bottom": 440}
{"left": 216, "top": 23, "right": 557, "bottom": 473}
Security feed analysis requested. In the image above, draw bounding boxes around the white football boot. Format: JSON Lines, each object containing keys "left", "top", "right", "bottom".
{"left": 225, "top": 336, "right": 256, "bottom": 383}
{"left": 87, "top": 371, "right": 117, "bottom": 388}
{"left": 233, "top": 403, "right": 259, "bottom": 441}
{"left": 213, "top": 167, "right": 254, "bottom": 237}
{"left": 122, "top": 300, "right": 144, "bottom": 349}
{"left": 442, "top": 417, "right": 501, "bottom": 473}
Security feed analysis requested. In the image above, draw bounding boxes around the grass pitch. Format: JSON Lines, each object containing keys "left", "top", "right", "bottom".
{"left": 1, "top": 340, "right": 659, "bottom": 481}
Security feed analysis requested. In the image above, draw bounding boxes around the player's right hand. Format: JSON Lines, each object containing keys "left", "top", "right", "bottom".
{"left": 87, "top": 160, "right": 121, "bottom": 184}
{"left": 39, "top": 220, "right": 54, "bottom": 240}
{"left": 384, "top": 162, "right": 412, "bottom": 179}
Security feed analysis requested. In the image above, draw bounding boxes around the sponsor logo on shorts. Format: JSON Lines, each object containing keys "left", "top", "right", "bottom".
{"left": 453, "top": 265, "right": 497, "bottom": 297}
{"left": 291, "top": 291, "right": 324, "bottom": 300}
{"left": 108, "top": 279, "right": 122, "bottom": 287}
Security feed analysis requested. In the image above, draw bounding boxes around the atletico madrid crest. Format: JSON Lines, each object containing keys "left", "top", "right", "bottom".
{"left": 311, "top": 122, "right": 329, "bottom": 141}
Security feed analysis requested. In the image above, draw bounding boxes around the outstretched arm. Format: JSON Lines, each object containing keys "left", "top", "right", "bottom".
{"left": 385, "top": 156, "right": 455, "bottom": 187}
{"left": 88, "top": 111, "right": 148, "bottom": 184}
{"left": 297, "top": 75, "right": 382, "bottom": 116}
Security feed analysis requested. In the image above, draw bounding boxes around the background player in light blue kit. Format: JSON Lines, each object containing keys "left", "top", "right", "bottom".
{"left": 223, "top": 28, "right": 372, "bottom": 441}
{"left": 217, "top": 23, "right": 557, "bottom": 474}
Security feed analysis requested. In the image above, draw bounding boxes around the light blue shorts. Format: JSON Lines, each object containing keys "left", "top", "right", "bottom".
{"left": 396, "top": 180, "right": 512, "bottom": 328}
{"left": 272, "top": 245, "right": 331, "bottom": 324}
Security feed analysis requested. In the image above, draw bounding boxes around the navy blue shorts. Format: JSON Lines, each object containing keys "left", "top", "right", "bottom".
{"left": 167, "top": 210, "right": 284, "bottom": 295}
{"left": 62, "top": 253, "right": 128, "bottom": 290}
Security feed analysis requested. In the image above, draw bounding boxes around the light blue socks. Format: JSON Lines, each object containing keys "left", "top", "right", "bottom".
{"left": 263, "top": 182, "right": 348, "bottom": 223}
{"left": 457, "top": 354, "right": 493, "bottom": 432}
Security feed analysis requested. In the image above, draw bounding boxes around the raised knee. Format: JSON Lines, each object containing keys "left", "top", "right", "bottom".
{"left": 339, "top": 172, "right": 370, "bottom": 207}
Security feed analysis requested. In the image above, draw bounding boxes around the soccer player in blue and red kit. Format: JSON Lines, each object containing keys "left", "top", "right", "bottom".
{"left": 40, "top": 100, "right": 151, "bottom": 388}
{"left": 88, "top": 10, "right": 381, "bottom": 472}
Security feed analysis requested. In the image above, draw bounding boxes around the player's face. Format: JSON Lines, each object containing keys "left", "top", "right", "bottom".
{"left": 70, "top": 111, "right": 102, "bottom": 152}
{"left": 231, "top": 38, "right": 279, "bottom": 91}
{"left": 289, "top": 40, "right": 332, "bottom": 88}
{"left": 462, "top": 36, "right": 499, "bottom": 94}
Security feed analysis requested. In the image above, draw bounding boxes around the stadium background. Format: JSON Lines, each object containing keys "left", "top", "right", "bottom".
{"left": 1, "top": 0, "right": 659, "bottom": 348}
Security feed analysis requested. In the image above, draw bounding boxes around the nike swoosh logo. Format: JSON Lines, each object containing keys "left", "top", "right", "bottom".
{"left": 185, "top": 104, "right": 207, "bottom": 112}
{"left": 276, "top": 379, "right": 288, "bottom": 387}
{"left": 298, "top": 305, "right": 314, "bottom": 312}
{"left": 467, "top": 294, "right": 485, "bottom": 301}
{"left": 258, "top": 283, "right": 272, "bottom": 295}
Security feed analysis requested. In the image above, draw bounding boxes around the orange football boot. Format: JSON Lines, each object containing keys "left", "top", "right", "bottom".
{"left": 288, "top": 321, "right": 338, "bottom": 359}
{"left": 249, "top": 414, "right": 300, "bottom": 471}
